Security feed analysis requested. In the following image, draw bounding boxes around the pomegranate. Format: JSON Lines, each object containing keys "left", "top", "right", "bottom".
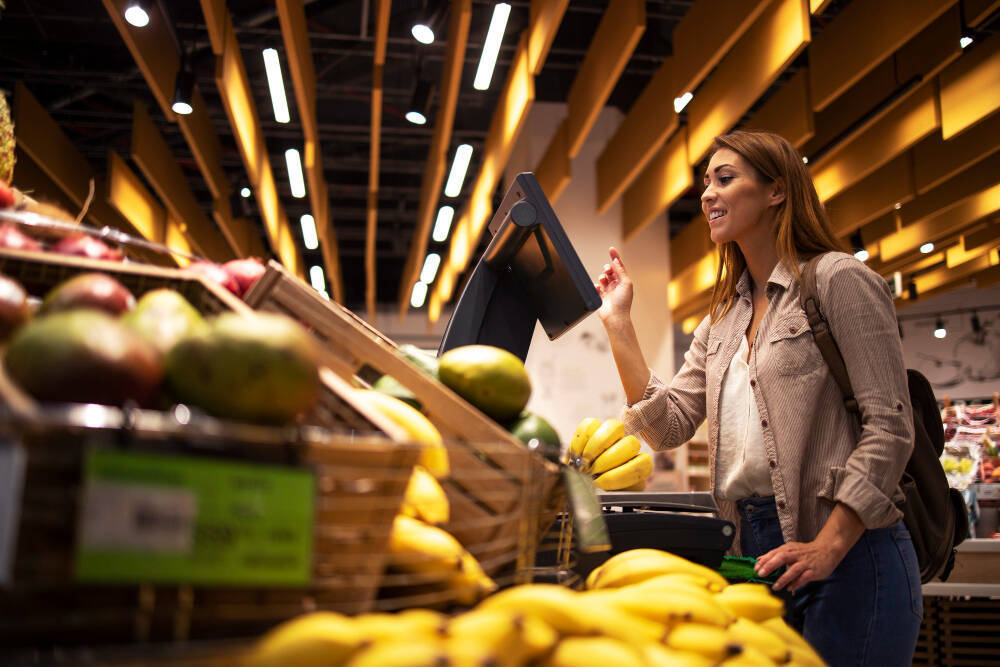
{"left": 0, "top": 223, "right": 42, "bottom": 251}
{"left": 182, "top": 261, "right": 240, "bottom": 295}
{"left": 222, "top": 257, "right": 267, "bottom": 297}
{"left": 51, "top": 234, "right": 124, "bottom": 261}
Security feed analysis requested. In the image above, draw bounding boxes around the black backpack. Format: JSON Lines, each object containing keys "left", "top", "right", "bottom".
{"left": 799, "top": 256, "right": 968, "bottom": 583}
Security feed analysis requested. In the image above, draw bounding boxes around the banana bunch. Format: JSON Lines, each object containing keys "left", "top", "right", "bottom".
{"left": 565, "top": 417, "right": 653, "bottom": 491}
{"left": 400, "top": 464, "right": 450, "bottom": 525}
{"left": 353, "top": 389, "right": 450, "bottom": 478}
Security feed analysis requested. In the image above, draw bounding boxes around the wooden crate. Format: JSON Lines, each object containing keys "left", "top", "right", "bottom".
{"left": 913, "top": 596, "right": 1000, "bottom": 666}
{"left": 243, "top": 261, "right": 565, "bottom": 575}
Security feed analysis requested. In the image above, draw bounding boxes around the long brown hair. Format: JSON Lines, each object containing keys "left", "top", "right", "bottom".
{"left": 708, "top": 130, "right": 845, "bottom": 323}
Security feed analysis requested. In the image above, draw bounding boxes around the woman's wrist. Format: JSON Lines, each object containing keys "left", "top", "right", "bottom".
{"left": 601, "top": 312, "right": 633, "bottom": 333}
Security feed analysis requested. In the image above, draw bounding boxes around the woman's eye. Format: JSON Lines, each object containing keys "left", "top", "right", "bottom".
{"left": 719, "top": 176, "right": 733, "bottom": 184}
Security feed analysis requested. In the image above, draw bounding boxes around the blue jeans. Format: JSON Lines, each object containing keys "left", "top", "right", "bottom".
{"left": 737, "top": 496, "right": 923, "bottom": 667}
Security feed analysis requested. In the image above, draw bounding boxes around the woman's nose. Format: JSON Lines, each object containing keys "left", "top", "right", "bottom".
{"left": 701, "top": 184, "right": 715, "bottom": 203}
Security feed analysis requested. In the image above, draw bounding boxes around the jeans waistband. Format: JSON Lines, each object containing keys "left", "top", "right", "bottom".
{"left": 736, "top": 495, "right": 776, "bottom": 514}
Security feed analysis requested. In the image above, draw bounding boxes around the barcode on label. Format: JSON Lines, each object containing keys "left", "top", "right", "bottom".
{"left": 79, "top": 481, "right": 197, "bottom": 553}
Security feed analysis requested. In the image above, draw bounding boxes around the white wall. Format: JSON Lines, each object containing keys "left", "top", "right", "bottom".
{"left": 505, "top": 102, "right": 674, "bottom": 446}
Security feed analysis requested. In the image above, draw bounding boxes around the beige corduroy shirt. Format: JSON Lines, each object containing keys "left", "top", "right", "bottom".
{"left": 622, "top": 252, "right": 914, "bottom": 552}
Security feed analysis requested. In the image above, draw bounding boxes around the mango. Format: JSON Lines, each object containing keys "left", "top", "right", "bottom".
{"left": 121, "top": 288, "right": 208, "bottom": 357}
{"left": 438, "top": 345, "right": 531, "bottom": 422}
{"left": 0, "top": 273, "right": 30, "bottom": 341}
{"left": 39, "top": 272, "right": 135, "bottom": 317}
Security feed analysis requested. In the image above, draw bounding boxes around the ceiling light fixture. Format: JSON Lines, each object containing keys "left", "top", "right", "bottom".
{"left": 309, "top": 265, "right": 327, "bottom": 294}
{"left": 432, "top": 205, "right": 455, "bottom": 242}
{"left": 411, "top": 0, "right": 446, "bottom": 45}
{"left": 262, "top": 48, "right": 291, "bottom": 123}
{"left": 285, "top": 148, "right": 306, "bottom": 198}
{"left": 801, "top": 156, "right": 809, "bottom": 164}
{"left": 124, "top": 3, "right": 150, "bottom": 27}
{"left": 300, "top": 214, "right": 319, "bottom": 250}
{"left": 410, "top": 281, "right": 429, "bottom": 308}
{"left": 920, "top": 242, "right": 935, "bottom": 254}
{"left": 473, "top": 3, "right": 512, "bottom": 90}
{"left": 934, "top": 316, "right": 947, "bottom": 339}
{"left": 960, "top": 35, "right": 974, "bottom": 49}
{"left": 420, "top": 253, "right": 441, "bottom": 284}
{"left": 673, "top": 92, "right": 693, "bottom": 113}
{"left": 240, "top": 187, "right": 251, "bottom": 198}
{"left": 406, "top": 79, "right": 432, "bottom": 125}
{"left": 171, "top": 64, "right": 195, "bottom": 115}
{"left": 850, "top": 231, "right": 868, "bottom": 262}
{"left": 444, "top": 144, "right": 473, "bottom": 197}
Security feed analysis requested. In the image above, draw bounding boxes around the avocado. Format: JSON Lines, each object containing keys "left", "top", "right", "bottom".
{"left": 398, "top": 344, "right": 439, "bottom": 378}
{"left": 372, "top": 374, "right": 422, "bottom": 410}
{"left": 165, "top": 311, "right": 321, "bottom": 424}
{"left": 122, "top": 289, "right": 208, "bottom": 357}
{"left": 508, "top": 411, "right": 561, "bottom": 449}
{"left": 39, "top": 272, "right": 136, "bottom": 317}
{"left": 438, "top": 345, "right": 531, "bottom": 422}
{"left": 4, "top": 310, "right": 162, "bottom": 407}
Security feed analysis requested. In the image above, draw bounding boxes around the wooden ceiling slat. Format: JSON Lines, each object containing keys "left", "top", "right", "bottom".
{"left": 595, "top": 59, "right": 677, "bottom": 215}
{"left": 671, "top": 0, "right": 773, "bottom": 100}
{"left": 534, "top": 118, "right": 571, "bottom": 202}
{"left": 860, "top": 211, "right": 901, "bottom": 247}
{"left": 913, "top": 248, "right": 996, "bottom": 298}
{"left": 622, "top": 127, "right": 692, "bottom": 241}
{"left": 130, "top": 101, "right": 233, "bottom": 261}
{"left": 10, "top": 148, "right": 81, "bottom": 217}
{"left": 808, "top": 0, "right": 956, "bottom": 112}
{"left": 178, "top": 89, "right": 231, "bottom": 205}
{"left": 965, "top": 0, "right": 1000, "bottom": 27}
{"left": 810, "top": 0, "right": 833, "bottom": 12}
{"left": 366, "top": 0, "right": 390, "bottom": 321}
{"left": 825, "top": 153, "right": 915, "bottom": 237}
{"left": 398, "top": 0, "right": 472, "bottom": 315}
{"left": 565, "top": 0, "right": 646, "bottom": 158}
{"left": 965, "top": 221, "right": 1000, "bottom": 252}
{"left": 902, "top": 151, "right": 1000, "bottom": 227}
{"left": 895, "top": 6, "right": 962, "bottom": 85}
{"left": 811, "top": 79, "right": 939, "bottom": 202}
{"left": 686, "top": 0, "right": 811, "bottom": 164}
{"left": 201, "top": 0, "right": 228, "bottom": 56}
{"left": 669, "top": 217, "right": 713, "bottom": 278}
{"left": 527, "top": 0, "right": 570, "bottom": 76}
{"left": 913, "top": 111, "right": 1000, "bottom": 194}
{"left": 107, "top": 151, "right": 167, "bottom": 247}
{"left": 946, "top": 239, "right": 991, "bottom": 268}
{"left": 668, "top": 250, "right": 718, "bottom": 314}
{"left": 744, "top": 68, "right": 814, "bottom": 148}
{"left": 939, "top": 31, "right": 1000, "bottom": 140}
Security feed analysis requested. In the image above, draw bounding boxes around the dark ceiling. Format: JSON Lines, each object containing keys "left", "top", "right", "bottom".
{"left": 0, "top": 0, "right": 868, "bottom": 312}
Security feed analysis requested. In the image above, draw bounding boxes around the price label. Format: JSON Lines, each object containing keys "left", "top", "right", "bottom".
{"left": 75, "top": 449, "right": 315, "bottom": 586}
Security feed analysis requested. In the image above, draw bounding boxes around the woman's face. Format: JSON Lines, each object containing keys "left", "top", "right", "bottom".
{"left": 701, "top": 147, "right": 782, "bottom": 245}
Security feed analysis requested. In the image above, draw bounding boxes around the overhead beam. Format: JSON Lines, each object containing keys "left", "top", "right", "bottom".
{"left": 622, "top": 127, "right": 692, "bottom": 240}
{"left": 686, "top": 0, "right": 811, "bottom": 164}
{"left": 901, "top": 151, "right": 1000, "bottom": 227}
{"left": 965, "top": 0, "right": 1000, "bottom": 27}
{"left": 534, "top": 118, "right": 571, "bottom": 202}
{"left": 277, "top": 0, "right": 344, "bottom": 303}
{"left": 743, "top": 68, "right": 814, "bottom": 148}
{"left": 398, "top": 0, "right": 471, "bottom": 315}
{"left": 913, "top": 109, "right": 1000, "bottom": 194}
{"left": 939, "top": 30, "right": 1000, "bottom": 139}
{"left": 808, "top": 0, "right": 956, "bottom": 112}
{"left": 527, "top": 0, "right": 569, "bottom": 76}
{"left": 107, "top": 152, "right": 167, "bottom": 248}
{"left": 670, "top": 217, "right": 713, "bottom": 277}
{"left": 825, "top": 153, "right": 915, "bottom": 237}
{"left": 366, "top": 0, "right": 390, "bottom": 321}
{"left": 964, "top": 220, "right": 1000, "bottom": 252}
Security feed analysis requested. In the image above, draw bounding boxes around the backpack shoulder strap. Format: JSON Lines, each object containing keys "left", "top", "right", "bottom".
{"left": 799, "top": 255, "right": 860, "bottom": 415}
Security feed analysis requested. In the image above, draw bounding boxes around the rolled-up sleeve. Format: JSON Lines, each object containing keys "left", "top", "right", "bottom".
{"left": 820, "top": 257, "right": 913, "bottom": 529}
{"left": 621, "top": 314, "right": 710, "bottom": 450}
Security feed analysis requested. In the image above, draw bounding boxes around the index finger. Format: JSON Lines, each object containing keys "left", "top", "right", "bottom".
{"left": 609, "top": 247, "right": 626, "bottom": 269}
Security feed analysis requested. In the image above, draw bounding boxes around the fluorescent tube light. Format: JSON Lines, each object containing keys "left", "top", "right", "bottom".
{"left": 285, "top": 148, "right": 306, "bottom": 198}
{"left": 300, "top": 214, "right": 319, "bottom": 250}
{"left": 309, "top": 265, "right": 326, "bottom": 293}
{"left": 420, "top": 253, "right": 441, "bottom": 284}
{"left": 432, "top": 205, "right": 455, "bottom": 242}
{"left": 444, "top": 144, "right": 473, "bottom": 197}
{"left": 473, "top": 3, "right": 511, "bottom": 90}
{"left": 124, "top": 4, "right": 150, "bottom": 27}
{"left": 673, "top": 92, "right": 693, "bottom": 113}
{"left": 411, "top": 281, "right": 428, "bottom": 308}
{"left": 262, "top": 48, "right": 291, "bottom": 124}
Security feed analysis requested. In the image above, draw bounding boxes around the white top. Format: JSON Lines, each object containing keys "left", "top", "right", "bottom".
{"left": 715, "top": 336, "right": 775, "bottom": 500}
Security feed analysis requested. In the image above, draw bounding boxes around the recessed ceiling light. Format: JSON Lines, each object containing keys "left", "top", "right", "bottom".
{"left": 124, "top": 3, "right": 150, "bottom": 28}
{"left": 920, "top": 242, "right": 935, "bottom": 254}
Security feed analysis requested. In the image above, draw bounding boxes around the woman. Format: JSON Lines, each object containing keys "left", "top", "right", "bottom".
{"left": 596, "top": 130, "right": 922, "bottom": 666}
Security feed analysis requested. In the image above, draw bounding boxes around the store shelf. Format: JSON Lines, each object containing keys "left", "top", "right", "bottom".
{"left": 922, "top": 582, "right": 1000, "bottom": 597}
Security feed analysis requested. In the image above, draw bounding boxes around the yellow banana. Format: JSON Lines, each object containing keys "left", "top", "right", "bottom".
{"left": 590, "top": 435, "right": 641, "bottom": 475}
{"left": 581, "top": 419, "right": 625, "bottom": 464}
{"left": 479, "top": 584, "right": 590, "bottom": 635}
{"left": 354, "top": 389, "right": 449, "bottom": 478}
{"left": 727, "top": 617, "right": 791, "bottom": 663}
{"left": 715, "top": 583, "right": 785, "bottom": 623}
{"left": 620, "top": 479, "right": 647, "bottom": 491}
{"left": 591, "top": 586, "right": 733, "bottom": 627}
{"left": 569, "top": 417, "right": 601, "bottom": 459}
{"left": 594, "top": 452, "right": 653, "bottom": 490}
{"left": 761, "top": 618, "right": 825, "bottom": 666}
{"left": 787, "top": 644, "right": 827, "bottom": 667}
{"left": 519, "top": 614, "right": 559, "bottom": 660}
{"left": 666, "top": 623, "right": 745, "bottom": 662}
{"left": 245, "top": 611, "right": 362, "bottom": 667}
{"left": 721, "top": 645, "right": 778, "bottom": 666}
{"left": 642, "top": 642, "right": 715, "bottom": 667}
{"left": 634, "top": 571, "right": 727, "bottom": 594}
{"left": 445, "top": 608, "right": 527, "bottom": 667}
{"left": 345, "top": 639, "right": 447, "bottom": 667}
{"left": 352, "top": 609, "right": 445, "bottom": 644}
{"left": 543, "top": 637, "right": 646, "bottom": 667}
{"left": 400, "top": 465, "right": 450, "bottom": 525}
{"left": 590, "top": 548, "right": 729, "bottom": 591}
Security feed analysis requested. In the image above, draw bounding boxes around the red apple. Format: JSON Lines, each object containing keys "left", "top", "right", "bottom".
{"left": 51, "top": 234, "right": 124, "bottom": 261}
{"left": 182, "top": 261, "right": 240, "bottom": 295}
{"left": 0, "top": 181, "right": 14, "bottom": 209}
{"left": 0, "top": 223, "right": 42, "bottom": 251}
{"left": 222, "top": 257, "right": 267, "bottom": 298}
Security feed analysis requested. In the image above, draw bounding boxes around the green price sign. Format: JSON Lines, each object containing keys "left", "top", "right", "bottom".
{"left": 75, "top": 448, "right": 315, "bottom": 587}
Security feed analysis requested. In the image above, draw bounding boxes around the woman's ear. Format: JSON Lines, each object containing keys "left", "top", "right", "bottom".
{"left": 769, "top": 181, "right": 786, "bottom": 207}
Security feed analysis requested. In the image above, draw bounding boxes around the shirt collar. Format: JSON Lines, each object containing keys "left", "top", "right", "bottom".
{"left": 735, "top": 260, "right": 799, "bottom": 300}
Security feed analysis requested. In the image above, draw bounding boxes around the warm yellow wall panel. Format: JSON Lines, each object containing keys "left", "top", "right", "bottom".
{"left": 881, "top": 180, "right": 1000, "bottom": 260}
{"left": 107, "top": 152, "right": 165, "bottom": 244}
{"left": 670, "top": 217, "right": 713, "bottom": 276}
{"left": 535, "top": 119, "right": 571, "bottom": 203}
{"left": 528, "top": 0, "right": 569, "bottom": 76}
{"left": 565, "top": 0, "right": 645, "bottom": 158}
{"left": 743, "top": 68, "right": 814, "bottom": 148}
{"left": 825, "top": 154, "right": 915, "bottom": 237}
{"left": 595, "top": 60, "right": 677, "bottom": 214}
{"left": 914, "top": 114, "right": 1000, "bottom": 194}
{"left": 808, "top": 0, "right": 956, "bottom": 112}
{"left": 623, "top": 128, "right": 692, "bottom": 241}
{"left": 668, "top": 250, "right": 719, "bottom": 312}
{"left": 672, "top": 0, "right": 773, "bottom": 99}
{"left": 687, "top": 0, "right": 810, "bottom": 164}
{"left": 965, "top": 0, "right": 1000, "bottom": 26}
{"left": 811, "top": 80, "right": 939, "bottom": 202}
{"left": 940, "top": 31, "right": 1000, "bottom": 139}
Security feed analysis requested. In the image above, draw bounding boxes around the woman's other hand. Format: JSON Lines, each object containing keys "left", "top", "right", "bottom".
{"left": 753, "top": 539, "right": 843, "bottom": 592}
{"left": 596, "top": 247, "right": 633, "bottom": 325}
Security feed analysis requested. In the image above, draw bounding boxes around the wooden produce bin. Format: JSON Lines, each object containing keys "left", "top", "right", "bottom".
{"left": 244, "top": 261, "right": 566, "bottom": 581}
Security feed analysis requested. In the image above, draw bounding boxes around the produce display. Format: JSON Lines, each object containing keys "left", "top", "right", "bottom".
{"left": 564, "top": 417, "right": 654, "bottom": 491}
{"left": 244, "top": 547, "right": 826, "bottom": 666}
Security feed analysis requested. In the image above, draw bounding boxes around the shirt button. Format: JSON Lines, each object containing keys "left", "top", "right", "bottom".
{"left": 750, "top": 379, "right": 756, "bottom": 388}
{"left": 789, "top": 326, "right": 797, "bottom": 334}
{"left": 896, "top": 402, "right": 903, "bottom": 412}
{"left": 761, "top": 419, "right": 768, "bottom": 428}
{"left": 769, "top": 460, "right": 776, "bottom": 468}
{"left": 777, "top": 501, "right": 786, "bottom": 510}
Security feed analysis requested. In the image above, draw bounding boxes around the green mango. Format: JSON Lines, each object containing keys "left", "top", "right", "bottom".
{"left": 121, "top": 288, "right": 208, "bottom": 357}
{"left": 438, "top": 344, "right": 531, "bottom": 422}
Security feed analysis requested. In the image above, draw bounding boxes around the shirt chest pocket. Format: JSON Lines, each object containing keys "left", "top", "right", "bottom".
{"left": 767, "top": 312, "right": 824, "bottom": 376}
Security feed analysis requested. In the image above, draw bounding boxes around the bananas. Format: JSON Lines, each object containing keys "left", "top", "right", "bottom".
{"left": 581, "top": 418, "right": 625, "bottom": 464}
{"left": 594, "top": 451, "right": 653, "bottom": 490}
{"left": 353, "top": 389, "right": 449, "bottom": 478}
{"left": 566, "top": 416, "right": 654, "bottom": 490}
{"left": 716, "top": 583, "right": 786, "bottom": 623}
{"left": 544, "top": 636, "right": 645, "bottom": 667}
{"left": 567, "top": 417, "right": 601, "bottom": 462}
{"left": 400, "top": 464, "right": 450, "bottom": 525}
{"left": 666, "top": 623, "right": 744, "bottom": 662}
{"left": 590, "top": 434, "right": 641, "bottom": 475}
{"left": 244, "top": 611, "right": 363, "bottom": 667}
{"left": 588, "top": 548, "right": 730, "bottom": 591}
